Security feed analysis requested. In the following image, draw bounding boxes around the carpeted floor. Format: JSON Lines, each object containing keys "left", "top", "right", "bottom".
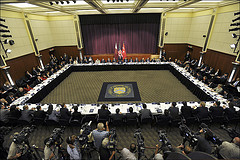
{"left": 41, "top": 70, "right": 200, "bottom": 104}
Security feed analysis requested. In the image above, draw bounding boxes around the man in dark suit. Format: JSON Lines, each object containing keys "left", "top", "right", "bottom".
{"left": 184, "top": 51, "right": 191, "bottom": 62}
{"left": 224, "top": 103, "right": 236, "bottom": 121}
{"left": 71, "top": 106, "right": 81, "bottom": 122}
{"left": 6, "top": 92, "right": 15, "bottom": 104}
{"left": 126, "top": 107, "right": 138, "bottom": 120}
{"left": 33, "top": 105, "right": 46, "bottom": 120}
{"left": 98, "top": 104, "right": 111, "bottom": 120}
{"left": 209, "top": 101, "right": 224, "bottom": 118}
{"left": 139, "top": 103, "right": 152, "bottom": 120}
{"left": 111, "top": 108, "right": 124, "bottom": 122}
{"left": 194, "top": 102, "right": 209, "bottom": 119}
{"left": 168, "top": 102, "right": 180, "bottom": 120}
{"left": 19, "top": 105, "right": 34, "bottom": 122}
{"left": 60, "top": 103, "right": 71, "bottom": 121}
{"left": 181, "top": 101, "right": 193, "bottom": 119}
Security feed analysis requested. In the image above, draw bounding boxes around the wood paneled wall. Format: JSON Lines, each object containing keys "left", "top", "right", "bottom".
{"left": 54, "top": 46, "right": 79, "bottom": 59}
{"left": 162, "top": 43, "right": 239, "bottom": 79}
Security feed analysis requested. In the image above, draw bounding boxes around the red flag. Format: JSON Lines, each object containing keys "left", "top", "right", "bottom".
{"left": 122, "top": 42, "right": 127, "bottom": 59}
{"left": 114, "top": 43, "right": 118, "bottom": 60}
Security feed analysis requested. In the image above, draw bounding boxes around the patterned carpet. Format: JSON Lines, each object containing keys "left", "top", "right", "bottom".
{"left": 41, "top": 70, "right": 200, "bottom": 104}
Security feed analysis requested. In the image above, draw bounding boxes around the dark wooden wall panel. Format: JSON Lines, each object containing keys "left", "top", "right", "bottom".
{"left": 190, "top": 44, "right": 236, "bottom": 77}
{"left": 0, "top": 70, "right": 7, "bottom": 87}
{"left": 54, "top": 46, "right": 79, "bottom": 59}
{"left": 163, "top": 43, "right": 189, "bottom": 61}
{"left": 6, "top": 53, "right": 39, "bottom": 83}
{"left": 40, "top": 48, "right": 51, "bottom": 65}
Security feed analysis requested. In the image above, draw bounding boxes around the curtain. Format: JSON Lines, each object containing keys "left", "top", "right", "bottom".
{"left": 80, "top": 14, "right": 161, "bottom": 55}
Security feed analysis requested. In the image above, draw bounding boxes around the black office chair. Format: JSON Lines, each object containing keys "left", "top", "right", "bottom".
{"left": 7, "top": 117, "right": 19, "bottom": 126}
{"left": 126, "top": 117, "right": 139, "bottom": 131}
{"left": 81, "top": 115, "right": 96, "bottom": 124}
{"left": 96, "top": 115, "right": 109, "bottom": 124}
{"left": 45, "top": 119, "right": 59, "bottom": 126}
{"left": 59, "top": 119, "right": 69, "bottom": 126}
{"left": 33, "top": 118, "right": 46, "bottom": 125}
{"left": 196, "top": 115, "right": 212, "bottom": 126}
{"left": 155, "top": 115, "right": 171, "bottom": 131}
{"left": 188, "top": 151, "right": 218, "bottom": 160}
{"left": 70, "top": 119, "right": 81, "bottom": 127}
{"left": 18, "top": 119, "right": 31, "bottom": 126}
{"left": 110, "top": 117, "right": 125, "bottom": 127}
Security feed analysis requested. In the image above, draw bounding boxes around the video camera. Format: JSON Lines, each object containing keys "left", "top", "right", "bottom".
{"left": 46, "top": 126, "right": 65, "bottom": 147}
{"left": 200, "top": 123, "right": 222, "bottom": 146}
{"left": 134, "top": 129, "right": 145, "bottom": 156}
{"left": 13, "top": 125, "right": 36, "bottom": 144}
{"left": 78, "top": 121, "right": 92, "bottom": 146}
{"left": 220, "top": 125, "right": 240, "bottom": 141}
{"left": 158, "top": 130, "right": 173, "bottom": 151}
{"left": 179, "top": 121, "right": 198, "bottom": 147}
{"left": 107, "top": 128, "right": 117, "bottom": 151}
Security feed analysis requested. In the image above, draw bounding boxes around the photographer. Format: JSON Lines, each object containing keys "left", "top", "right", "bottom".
{"left": 121, "top": 143, "right": 137, "bottom": 160}
{"left": 44, "top": 137, "right": 59, "bottom": 160}
{"left": 7, "top": 132, "right": 30, "bottom": 160}
{"left": 217, "top": 137, "right": 240, "bottom": 159}
{"left": 194, "top": 129, "right": 213, "bottom": 154}
{"left": 44, "top": 127, "right": 65, "bottom": 160}
{"left": 92, "top": 122, "right": 109, "bottom": 150}
{"left": 66, "top": 135, "right": 81, "bottom": 160}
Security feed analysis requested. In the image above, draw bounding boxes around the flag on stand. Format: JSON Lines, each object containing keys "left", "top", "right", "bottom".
{"left": 114, "top": 43, "right": 118, "bottom": 60}
{"left": 118, "top": 42, "right": 122, "bottom": 56}
{"left": 122, "top": 42, "right": 127, "bottom": 59}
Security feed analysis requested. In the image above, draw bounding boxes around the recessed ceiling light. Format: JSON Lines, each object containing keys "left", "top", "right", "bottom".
{"left": 76, "top": 9, "right": 98, "bottom": 12}
{"left": 58, "top": 1, "right": 88, "bottom": 5}
{"left": 101, "top": 0, "right": 134, "bottom": 4}
{"left": 7, "top": 3, "right": 38, "bottom": 8}
{"left": 108, "top": 8, "right": 132, "bottom": 11}
{"left": 46, "top": 11, "right": 61, "bottom": 13}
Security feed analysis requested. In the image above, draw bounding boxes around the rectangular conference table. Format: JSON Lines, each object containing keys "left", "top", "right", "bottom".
{"left": 11, "top": 62, "right": 237, "bottom": 115}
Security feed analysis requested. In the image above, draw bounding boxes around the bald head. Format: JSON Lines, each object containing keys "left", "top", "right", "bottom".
{"left": 233, "top": 137, "right": 240, "bottom": 146}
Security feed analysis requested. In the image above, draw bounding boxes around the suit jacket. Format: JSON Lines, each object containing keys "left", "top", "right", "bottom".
{"left": 6, "top": 96, "right": 15, "bottom": 104}
{"left": 181, "top": 106, "right": 193, "bottom": 118}
{"left": 33, "top": 110, "right": 46, "bottom": 119}
{"left": 98, "top": 109, "right": 111, "bottom": 120}
{"left": 224, "top": 108, "right": 236, "bottom": 120}
{"left": 195, "top": 107, "right": 209, "bottom": 119}
{"left": 168, "top": 107, "right": 180, "bottom": 119}
{"left": 139, "top": 109, "right": 152, "bottom": 119}
{"left": 60, "top": 108, "right": 71, "bottom": 121}
{"left": 126, "top": 112, "right": 138, "bottom": 120}
{"left": 71, "top": 111, "right": 82, "bottom": 121}
{"left": 209, "top": 106, "right": 224, "bottom": 117}
{"left": 9, "top": 109, "right": 21, "bottom": 119}
{"left": 19, "top": 110, "right": 34, "bottom": 122}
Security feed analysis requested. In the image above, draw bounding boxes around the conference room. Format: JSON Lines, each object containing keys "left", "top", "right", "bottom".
{"left": 0, "top": 0, "right": 240, "bottom": 159}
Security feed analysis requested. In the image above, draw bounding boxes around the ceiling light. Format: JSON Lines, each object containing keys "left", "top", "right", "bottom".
{"left": 60, "top": 1, "right": 64, "bottom": 4}
{"left": 6, "top": 49, "right": 11, "bottom": 54}
{"left": 46, "top": 11, "right": 60, "bottom": 13}
{"left": 178, "top": 8, "right": 195, "bottom": 9}
{"left": 4, "top": 39, "right": 9, "bottom": 44}
{"left": 66, "top": 1, "right": 70, "bottom": 4}
{"left": 49, "top": 2, "right": 53, "bottom": 5}
{"left": 55, "top": 1, "right": 59, "bottom": 4}
{"left": 230, "top": 44, "right": 236, "bottom": 49}
{"left": 7, "top": 3, "right": 38, "bottom": 8}
{"left": 232, "top": 33, "right": 238, "bottom": 38}
{"left": 9, "top": 40, "right": 15, "bottom": 45}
